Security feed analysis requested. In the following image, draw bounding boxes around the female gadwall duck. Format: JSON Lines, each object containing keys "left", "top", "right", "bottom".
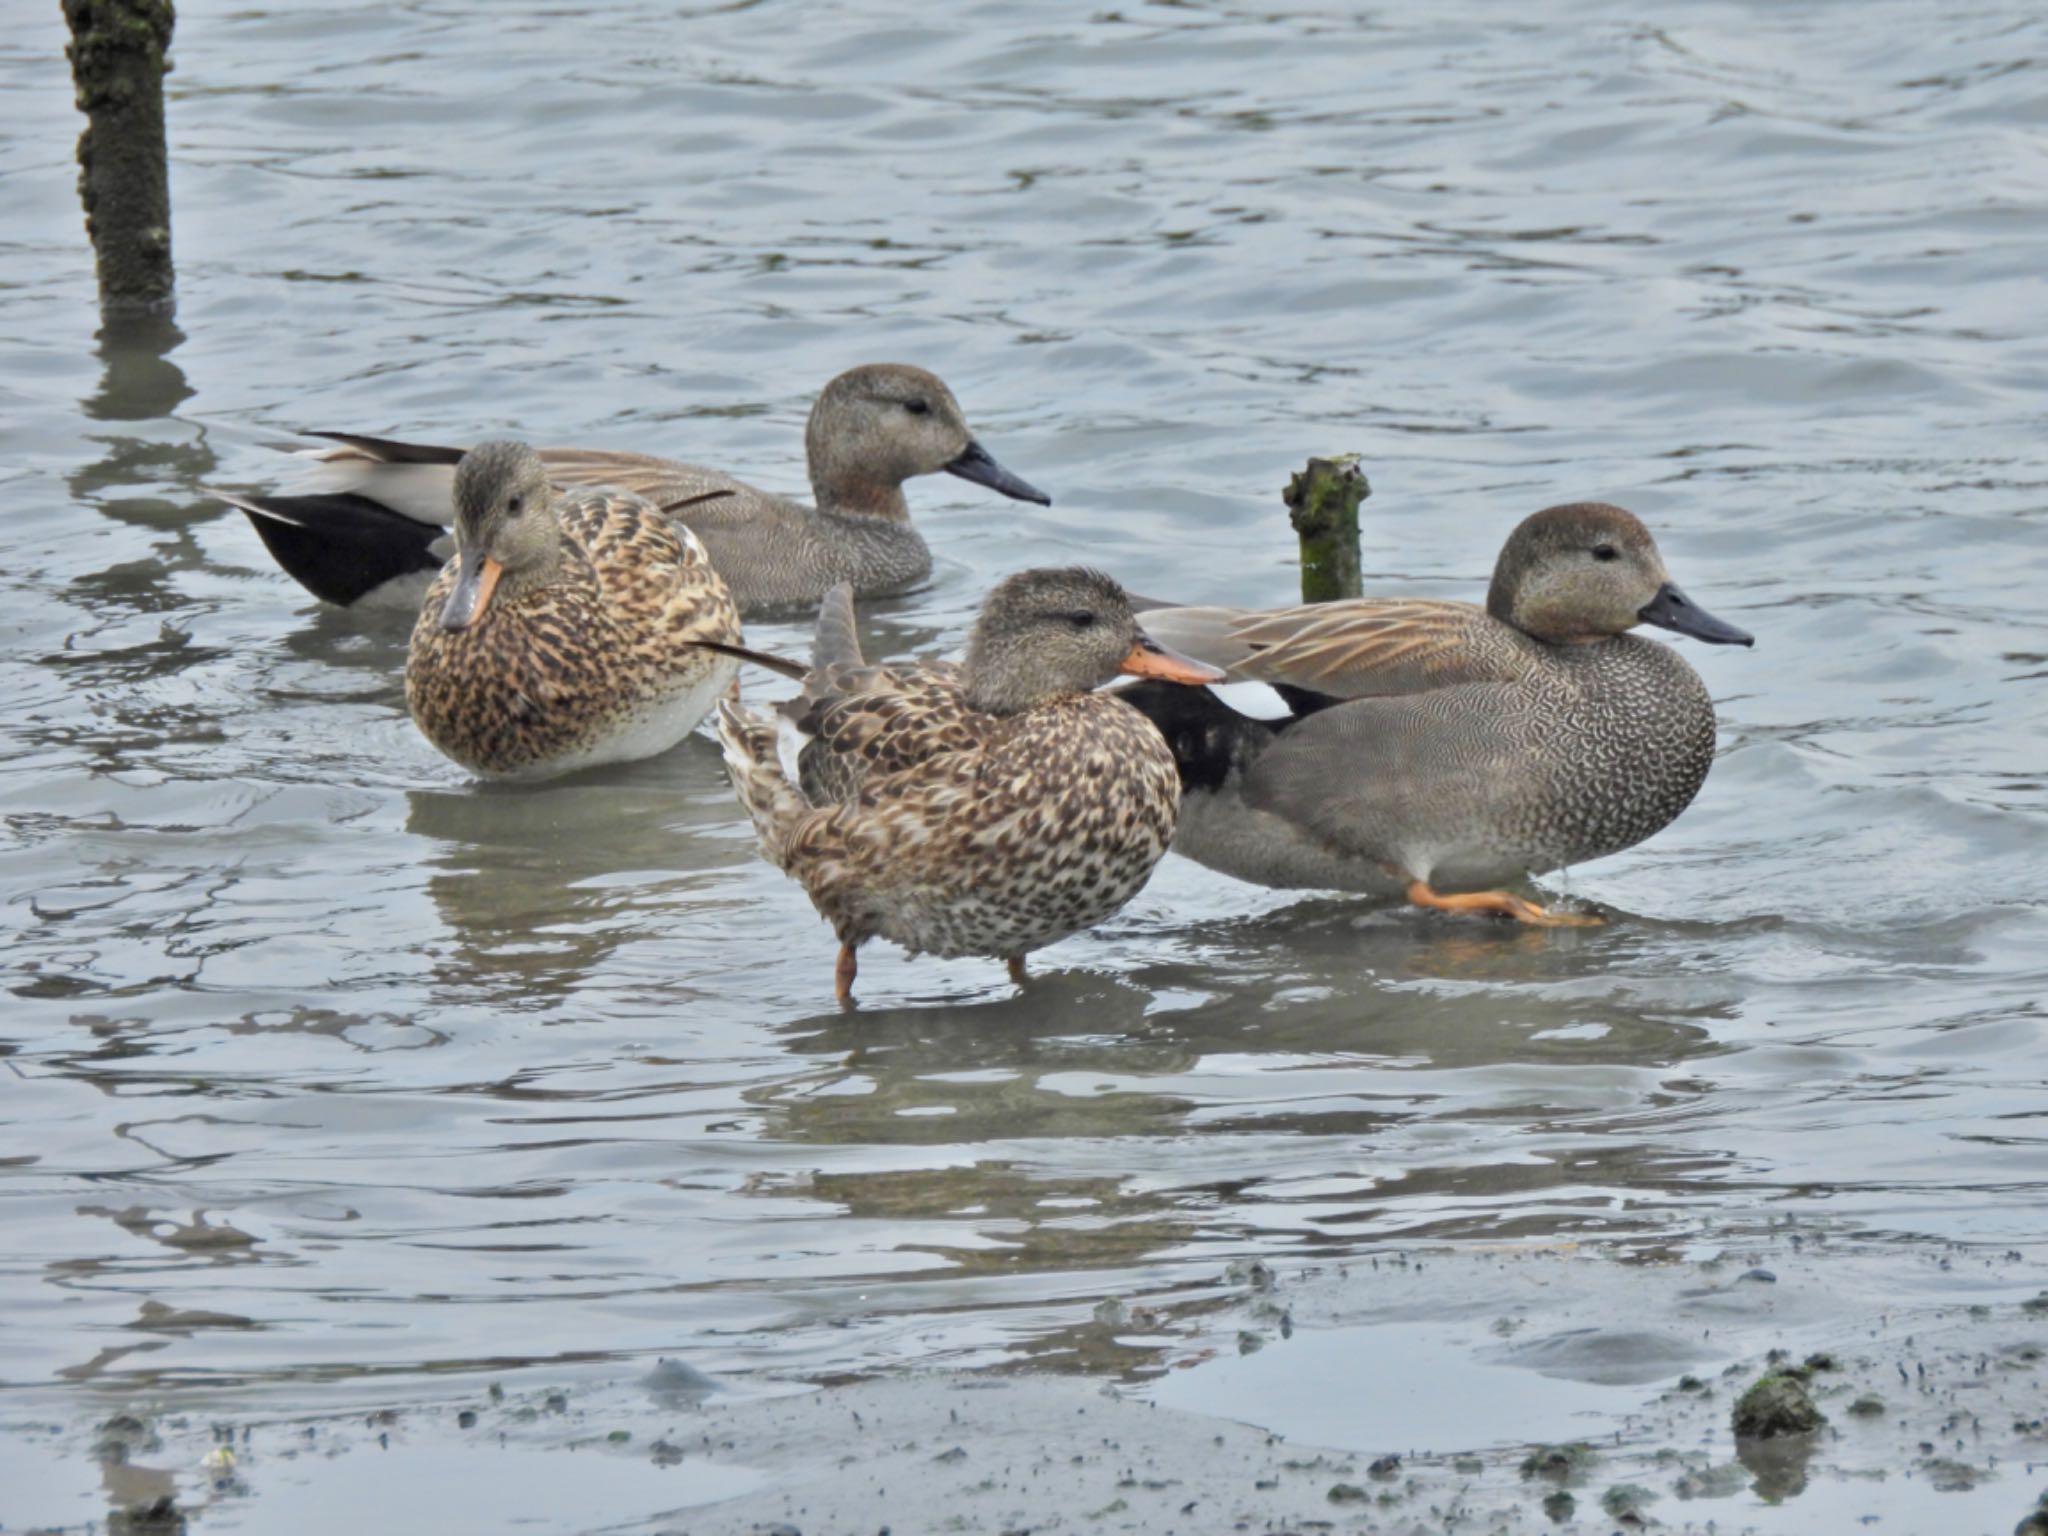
{"left": 1121, "top": 502, "right": 1753, "bottom": 925}
{"left": 711, "top": 570, "right": 1222, "bottom": 1002}
{"left": 405, "top": 440, "right": 742, "bottom": 780}
{"left": 218, "top": 363, "right": 1050, "bottom": 618}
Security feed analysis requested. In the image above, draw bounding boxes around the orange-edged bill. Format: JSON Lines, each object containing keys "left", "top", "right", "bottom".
{"left": 439, "top": 549, "right": 504, "bottom": 632}
{"left": 1118, "top": 631, "right": 1226, "bottom": 686}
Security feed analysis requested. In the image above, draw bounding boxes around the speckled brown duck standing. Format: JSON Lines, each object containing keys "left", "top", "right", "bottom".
{"left": 712, "top": 570, "right": 1224, "bottom": 1002}
{"left": 404, "top": 440, "right": 742, "bottom": 780}
{"left": 1120, "top": 503, "right": 1754, "bottom": 925}
{"left": 219, "top": 364, "right": 1050, "bottom": 618}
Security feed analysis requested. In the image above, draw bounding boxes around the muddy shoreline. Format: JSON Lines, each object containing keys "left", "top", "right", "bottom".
{"left": 18, "top": 1240, "right": 2045, "bottom": 1535}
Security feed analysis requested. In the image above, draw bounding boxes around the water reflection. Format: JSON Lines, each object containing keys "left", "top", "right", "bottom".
{"left": 1736, "top": 1433, "right": 1817, "bottom": 1503}
{"left": 404, "top": 749, "right": 749, "bottom": 1012}
{"left": 71, "top": 311, "right": 210, "bottom": 511}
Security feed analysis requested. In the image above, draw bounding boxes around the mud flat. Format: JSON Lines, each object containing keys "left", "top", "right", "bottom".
{"left": 11, "top": 1238, "right": 2046, "bottom": 1535}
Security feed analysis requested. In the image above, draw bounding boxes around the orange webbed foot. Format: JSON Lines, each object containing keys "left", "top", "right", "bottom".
{"left": 1404, "top": 879, "right": 1604, "bottom": 928}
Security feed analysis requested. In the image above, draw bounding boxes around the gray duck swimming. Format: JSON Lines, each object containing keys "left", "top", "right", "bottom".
{"left": 711, "top": 570, "right": 1223, "bottom": 1002}
{"left": 405, "top": 440, "right": 742, "bottom": 780}
{"left": 1120, "top": 502, "right": 1753, "bottom": 925}
{"left": 218, "top": 363, "right": 1050, "bottom": 618}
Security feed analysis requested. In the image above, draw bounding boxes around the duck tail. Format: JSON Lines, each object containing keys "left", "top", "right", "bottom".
{"left": 209, "top": 486, "right": 445, "bottom": 607}
{"left": 811, "top": 583, "right": 864, "bottom": 671}
{"left": 716, "top": 700, "right": 810, "bottom": 866}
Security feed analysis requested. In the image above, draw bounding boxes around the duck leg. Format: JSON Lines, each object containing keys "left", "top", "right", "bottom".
{"left": 835, "top": 943, "right": 859, "bottom": 1004}
{"left": 1404, "top": 879, "right": 1603, "bottom": 928}
{"left": 1006, "top": 955, "right": 1029, "bottom": 986}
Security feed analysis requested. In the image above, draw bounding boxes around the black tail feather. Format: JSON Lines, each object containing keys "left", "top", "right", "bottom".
{"left": 656, "top": 488, "right": 737, "bottom": 516}
{"left": 227, "top": 492, "right": 444, "bottom": 607}
{"left": 686, "top": 638, "right": 809, "bottom": 683}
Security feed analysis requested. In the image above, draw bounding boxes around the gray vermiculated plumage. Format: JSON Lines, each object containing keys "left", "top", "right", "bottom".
{"left": 1124, "top": 502, "right": 1751, "bottom": 897}
{"left": 228, "top": 364, "right": 1050, "bottom": 619}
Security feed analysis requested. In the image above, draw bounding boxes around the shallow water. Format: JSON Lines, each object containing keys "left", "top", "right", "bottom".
{"left": 3, "top": 0, "right": 2046, "bottom": 1529}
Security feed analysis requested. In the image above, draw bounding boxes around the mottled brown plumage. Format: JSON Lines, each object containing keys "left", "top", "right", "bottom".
{"left": 1124, "top": 503, "right": 1754, "bottom": 924}
{"left": 716, "top": 571, "right": 1221, "bottom": 1000}
{"left": 405, "top": 440, "right": 741, "bottom": 780}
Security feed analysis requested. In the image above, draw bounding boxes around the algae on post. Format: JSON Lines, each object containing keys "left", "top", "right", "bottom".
{"left": 63, "top": 0, "right": 176, "bottom": 311}
{"left": 1285, "top": 454, "right": 1369, "bottom": 603}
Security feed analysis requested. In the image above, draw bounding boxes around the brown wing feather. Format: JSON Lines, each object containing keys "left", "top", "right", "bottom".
{"left": 536, "top": 448, "right": 761, "bottom": 528}
{"left": 791, "top": 660, "right": 975, "bottom": 804}
{"left": 1148, "top": 599, "right": 1533, "bottom": 699}
{"left": 558, "top": 486, "right": 742, "bottom": 650}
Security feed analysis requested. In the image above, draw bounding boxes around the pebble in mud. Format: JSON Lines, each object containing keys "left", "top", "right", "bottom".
{"left": 108, "top": 1495, "right": 184, "bottom": 1535}
{"left": 1519, "top": 1442, "right": 1596, "bottom": 1482}
{"left": 1600, "top": 1482, "right": 1656, "bottom": 1519}
{"left": 642, "top": 1357, "right": 721, "bottom": 1403}
{"left": 1733, "top": 1373, "right": 1826, "bottom": 1438}
{"left": 95, "top": 1414, "right": 161, "bottom": 1462}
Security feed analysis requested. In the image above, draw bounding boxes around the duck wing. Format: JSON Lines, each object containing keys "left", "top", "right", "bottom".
{"left": 557, "top": 486, "right": 738, "bottom": 638}
{"left": 303, "top": 431, "right": 463, "bottom": 466}
{"left": 1139, "top": 599, "right": 1532, "bottom": 700}
{"left": 288, "top": 437, "right": 760, "bottom": 528}
{"left": 533, "top": 448, "right": 758, "bottom": 527}
{"left": 788, "top": 659, "right": 975, "bottom": 805}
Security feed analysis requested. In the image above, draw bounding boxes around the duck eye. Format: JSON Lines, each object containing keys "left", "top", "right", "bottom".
{"left": 1066, "top": 611, "right": 1098, "bottom": 629}
{"left": 1591, "top": 544, "right": 1619, "bottom": 562}
{"left": 903, "top": 398, "right": 930, "bottom": 416}
{"left": 507, "top": 495, "right": 525, "bottom": 516}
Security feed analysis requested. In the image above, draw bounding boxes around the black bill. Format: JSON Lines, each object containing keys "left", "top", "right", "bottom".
{"left": 1637, "top": 581, "right": 1754, "bottom": 646}
{"left": 944, "top": 439, "right": 1051, "bottom": 506}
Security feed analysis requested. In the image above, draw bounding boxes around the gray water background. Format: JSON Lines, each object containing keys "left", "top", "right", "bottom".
{"left": 3, "top": 0, "right": 2046, "bottom": 1518}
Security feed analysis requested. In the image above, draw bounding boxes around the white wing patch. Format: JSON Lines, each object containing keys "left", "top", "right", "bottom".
{"left": 1206, "top": 680, "right": 1295, "bottom": 721}
{"left": 774, "top": 712, "right": 811, "bottom": 793}
{"left": 295, "top": 455, "right": 457, "bottom": 528}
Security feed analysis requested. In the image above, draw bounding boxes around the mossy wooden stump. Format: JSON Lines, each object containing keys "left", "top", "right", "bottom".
{"left": 65, "top": 0, "right": 177, "bottom": 312}
{"left": 1285, "top": 454, "right": 1369, "bottom": 603}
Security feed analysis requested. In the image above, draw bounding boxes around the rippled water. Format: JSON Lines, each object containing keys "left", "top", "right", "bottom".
{"left": 4, "top": 0, "right": 2046, "bottom": 1528}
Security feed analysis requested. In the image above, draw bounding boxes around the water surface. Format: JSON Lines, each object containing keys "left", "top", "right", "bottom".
{"left": 3, "top": 1, "right": 2045, "bottom": 1529}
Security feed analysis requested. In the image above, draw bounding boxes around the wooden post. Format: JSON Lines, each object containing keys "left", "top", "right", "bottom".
{"left": 1285, "top": 454, "right": 1369, "bottom": 603}
{"left": 64, "top": 0, "right": 176, "bottom": 313}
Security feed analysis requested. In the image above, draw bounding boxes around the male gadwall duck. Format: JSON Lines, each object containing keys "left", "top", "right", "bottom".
{"left": 404, "top": 440, "right": 742, "bottom": 780}
{"left": 710, "top": 570, "right": 1223, "bottom": 1002}
{"left": 1120, "top": 502, "right": 1753, "bottom": 925}
{"left": 218, "top": 363, "right": 1050, "bottom": 618}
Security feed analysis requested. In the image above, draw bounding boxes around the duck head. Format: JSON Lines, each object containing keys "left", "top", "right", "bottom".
{"left": 805, "top": 363, "right": 1050, "bottom": 516}
{"left": 963, "top": 566, "right": 1225, "bottom": 716}
{"left": 439, "top": 440, "right": 561, "bottom": 631}
{"left": 1486, "top": 502, "right": 1753, "bottom": 648}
